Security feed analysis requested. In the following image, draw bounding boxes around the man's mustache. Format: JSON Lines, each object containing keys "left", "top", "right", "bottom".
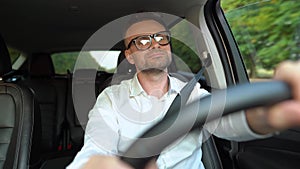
{"left": 145, "top": 49, "right": 169, "bottom": 58}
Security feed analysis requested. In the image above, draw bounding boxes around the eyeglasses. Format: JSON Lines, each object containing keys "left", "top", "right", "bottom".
{"left": 126, "top": 31, "right": 171, "bottom": 50}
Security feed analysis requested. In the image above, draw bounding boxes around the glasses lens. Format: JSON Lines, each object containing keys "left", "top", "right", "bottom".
{"left": 154, "top": 32, "right": 170, "bottom": 45}
{"left": 133, "top": 31, "right": 171, "bottom": 50}
{"left": 135, "top": 36, "right": 151, "bottom": 49}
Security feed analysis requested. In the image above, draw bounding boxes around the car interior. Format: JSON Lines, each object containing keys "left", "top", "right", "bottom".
{"left": 1, "top": 0, "right": 300, "bottom": 169}
{"left": 0, "top": 0, "right": 226, "bottom": 168}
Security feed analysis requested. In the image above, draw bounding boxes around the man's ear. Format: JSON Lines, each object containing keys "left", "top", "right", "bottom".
{"left": 124, "top": 49, "right": 135, "bottom": 64}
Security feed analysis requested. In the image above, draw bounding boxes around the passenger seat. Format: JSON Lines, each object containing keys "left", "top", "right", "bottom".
{"left": 22, "top": 54, "right": 74, "bottom": 168}
{"left": 68, "top": 68, "right": 114, "bottom": 149}
{"left": 24, "top": 54, "right": 66, "bottom": 153}
{"left": 0, "top": 34, "right": 40, "bottom": 169}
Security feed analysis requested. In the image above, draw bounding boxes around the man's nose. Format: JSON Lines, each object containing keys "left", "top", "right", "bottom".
{"left": 150, "top": 38, "right": 161, "bottom": 49}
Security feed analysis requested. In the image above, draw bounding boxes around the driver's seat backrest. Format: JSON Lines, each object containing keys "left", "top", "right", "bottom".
{"left": 0, "top": 34, "right": 39, "bottom": 169}
{"left": 202, "top": 130, "right": 223, "bottom": 169}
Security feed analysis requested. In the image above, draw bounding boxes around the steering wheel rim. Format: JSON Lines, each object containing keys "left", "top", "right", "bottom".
{"left": 121, "top": 81, "right": 292, "bottom": 168}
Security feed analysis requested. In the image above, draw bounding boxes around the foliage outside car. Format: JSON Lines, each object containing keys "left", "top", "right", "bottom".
{"left": 222, "top": 0, "right": 300, "bottom": 78}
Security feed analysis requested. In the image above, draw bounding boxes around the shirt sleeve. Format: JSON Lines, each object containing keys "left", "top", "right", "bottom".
{"left": 192, "top": 84, "right": 271, "bottom": 142}
{"left": 66, "top": 89, "right": 120, "bottom": 169}
{"left": 204, "top": 110, "right": 272, "bottom": 141}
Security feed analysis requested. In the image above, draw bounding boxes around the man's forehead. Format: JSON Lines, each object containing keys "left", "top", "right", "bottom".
{"left": 125, "top": 20, "right": 167, "bottom": 38}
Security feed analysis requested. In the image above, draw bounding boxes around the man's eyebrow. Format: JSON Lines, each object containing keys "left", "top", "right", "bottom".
{"left": 129, "top": 31, "right": 166, "bottom": 38}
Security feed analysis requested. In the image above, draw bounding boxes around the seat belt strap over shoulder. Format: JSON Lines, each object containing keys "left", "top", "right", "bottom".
{"left": 180, "top": 55, "right": 212, "bottom": 104}
{"left": 164, "top": 54, "right": 212, "bottom": 119}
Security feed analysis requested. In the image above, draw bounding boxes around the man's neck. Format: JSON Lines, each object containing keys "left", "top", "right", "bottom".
{"left": 137, "top": 69, "right": 169, "bottom": 98}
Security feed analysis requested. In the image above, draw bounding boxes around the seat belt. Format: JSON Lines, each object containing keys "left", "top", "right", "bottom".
{"left": 161, "top": 55, "right": 223, "bottom": 169}
{"left": 143, "top": 55, "right": 212, "bottom": 138}
{"left": 164, "top": 55, "right": 212, "bottom": 120}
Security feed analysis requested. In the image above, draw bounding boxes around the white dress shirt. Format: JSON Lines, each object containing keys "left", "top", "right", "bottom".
{"left": 67, "top": 74, "right": 267, "bottom": 169}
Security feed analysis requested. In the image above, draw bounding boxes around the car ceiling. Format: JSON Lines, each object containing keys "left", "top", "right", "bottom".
{"left": 0, "top": 0, "right": 207, "bottom": 53}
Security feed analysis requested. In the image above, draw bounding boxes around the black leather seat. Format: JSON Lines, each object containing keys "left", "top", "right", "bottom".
{"left": 69, "top": 68, "right": 114, "bottom": 149}
{"left": 0, "top": 34, "right": 39, "bottom": 169}
{"left": 22, "top": 53, "right": 77, "bottom": 168}
{"left": 68, "top": 68, "right": 97, "bottom": 149}
{"left": 24, "top": 54, "right": 66, "bottom": 153}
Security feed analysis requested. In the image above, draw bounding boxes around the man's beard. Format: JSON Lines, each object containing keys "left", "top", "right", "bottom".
{"left": 141, "top": 68, "right": 166, "bottom": 75}
{"left": 138, "top": 49, "right": 172, "bottom": 72}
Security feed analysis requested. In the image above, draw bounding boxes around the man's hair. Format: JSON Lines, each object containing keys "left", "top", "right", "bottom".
{"left": 123, "top": 12, "right": 169, "bottom": 39}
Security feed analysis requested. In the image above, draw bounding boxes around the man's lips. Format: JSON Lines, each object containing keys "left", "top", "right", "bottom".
{"left": 147, "top": 52, "right": 166, "bottom": 59}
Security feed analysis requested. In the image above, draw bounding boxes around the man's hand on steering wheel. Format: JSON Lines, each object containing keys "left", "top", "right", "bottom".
{"left": 246, "top": 60, "right": 300, "bottom": 135}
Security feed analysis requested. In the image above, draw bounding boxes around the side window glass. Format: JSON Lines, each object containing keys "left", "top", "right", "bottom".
{"left": 222, "top": 1, "right": 300, "bottom": 80}
{"left": 51, "top": 52, "right": 78, "bottom": 74}
{"left": 51, "top": 51, "right": 119, "bottom": 75}
{"left": 7, "top": 47, "right": 21, "bottom": 64}
{"left": 87, "top": 51, "right": 119, "bottom": 73}
{"left": 171, "top": 20, "right": 202, "bottom": 74}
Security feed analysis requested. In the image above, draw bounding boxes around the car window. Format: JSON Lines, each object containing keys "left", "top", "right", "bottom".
{"left": 171, "top": 20, "right": 202, "bottom": 74}
{"left": 222, "top": 0, "right": 300, "bottom": 81}
{"left": 7, "top": 47, "right": 27, "bottom": 70}
{"left": 7, "top": 47, "right": 21, "bottom": 64}
{"left": 51, "top": 51, "right": 119, "bottom": 74}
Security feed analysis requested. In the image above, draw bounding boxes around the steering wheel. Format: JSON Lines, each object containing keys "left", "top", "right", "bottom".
{"left": 121, "top": 81, "right": 292, "bottom": 168}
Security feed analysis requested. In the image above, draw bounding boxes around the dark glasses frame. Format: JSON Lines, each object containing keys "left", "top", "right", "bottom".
{"left": 126, "top": 31, "right": 171, "bottom": 50}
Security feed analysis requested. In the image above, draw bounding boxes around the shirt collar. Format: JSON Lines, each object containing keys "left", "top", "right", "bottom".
{"left": 130, "top": 73, "right": 182, "bottom": 97}
{"left": 168, "top": 75, "right": 182, "bottom": 95}
{"left": 130, "top": 73, "right": 144, "bottom": 97}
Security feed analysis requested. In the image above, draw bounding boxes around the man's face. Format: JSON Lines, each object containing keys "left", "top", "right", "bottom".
{"left": 124, "top": 20, "right": 172, "bottom": 73}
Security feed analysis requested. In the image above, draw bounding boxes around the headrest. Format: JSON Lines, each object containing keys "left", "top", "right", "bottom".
{"left": 73, "top": 68, "right": 97, "bottom": 82}
{"left": 29, "top": 53, "right": 55, "bottom": 77}
{"left": 0, "top": 34, "right": 12, "bottom": 77}
{"left": 116, "top": 50, "right": 136, "bottom": 75}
